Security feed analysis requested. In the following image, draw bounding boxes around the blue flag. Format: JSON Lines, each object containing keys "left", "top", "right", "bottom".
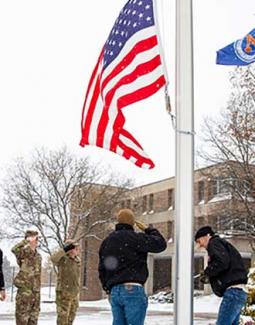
{"left": 216, "top": 28, "right": 255, "bottom": 66}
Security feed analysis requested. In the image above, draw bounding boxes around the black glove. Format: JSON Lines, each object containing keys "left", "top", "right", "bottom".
{"left": 63, "top": 243, "right": 76, "bottom": 252}
{"left": 103, "top": 286, "right": 110, "bottom": 295}
{"left": 199, "top": 272, "right": 210, "bottom": 284}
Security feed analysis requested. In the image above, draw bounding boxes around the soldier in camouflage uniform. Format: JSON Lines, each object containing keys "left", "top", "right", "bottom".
{"left": 51, "top": 239, "right": 81, "bottom": 325}
{"left": 12, "top": 230, "right": 42, "bottom": 325}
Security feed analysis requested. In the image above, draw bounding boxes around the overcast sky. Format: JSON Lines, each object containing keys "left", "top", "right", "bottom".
{"left": 0, "top": 0, "right": 254, "bottom": 186}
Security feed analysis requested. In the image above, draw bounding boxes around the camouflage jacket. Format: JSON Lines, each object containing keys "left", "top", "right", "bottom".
{"left": 11, "top": 240, "right": 42, "bottom": 292}
{"left": 51, "top": 249, "right": 81, "bottom": 296}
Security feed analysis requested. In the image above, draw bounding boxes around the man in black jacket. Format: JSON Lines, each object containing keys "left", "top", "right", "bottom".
{"left": 195, "top": 226, "right": 247, "bottom": 325}
{"left": 0, "top": 248, "right": 6, "bottom": 301}
{"left": 98, "top": 208, "right": 167, "bottom": 325}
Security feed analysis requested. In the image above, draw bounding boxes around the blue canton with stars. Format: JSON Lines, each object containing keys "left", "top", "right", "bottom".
{"left": 103, "top": 0, "right": 154, "bottom": 69}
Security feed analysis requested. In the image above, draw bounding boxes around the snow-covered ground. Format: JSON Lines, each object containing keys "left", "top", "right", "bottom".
{"left": 1, "top": 287, "right": 252, "bottom": 324}
{"left": 0, "top": 307, "right": 216, "bottom": 325}
{"left": 0, "top": 315, "right": 217, "bottom": 325}
{"left": 1, "top": 286, "right": 221, "bottom": 314}
{"left": 0, "top": 287, "right": 220, "bottom": 324}
{"left": 78, "top": 293, "right": 222, "bottom": 314}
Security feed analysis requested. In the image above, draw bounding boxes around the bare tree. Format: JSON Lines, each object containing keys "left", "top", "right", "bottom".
{"left": 0, "top": 147, "right": 133, "bottom": 257}
{"left": 198, "top": 66, "right": 255, "bottom": 240}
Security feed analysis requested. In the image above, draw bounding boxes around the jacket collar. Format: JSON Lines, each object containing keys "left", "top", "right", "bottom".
{"left": 210, "top": 234, "right": 220, "bottom": 240}
{"left": 115, "top": 223, "right": 134, "bottom": 231}
{"left": 207, "top": 234, "right": 220, "bottom": 250}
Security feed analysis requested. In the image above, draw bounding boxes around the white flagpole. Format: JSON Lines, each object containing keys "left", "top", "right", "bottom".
{"left": 174, "top": 0, "right": 194, "bottom": 324}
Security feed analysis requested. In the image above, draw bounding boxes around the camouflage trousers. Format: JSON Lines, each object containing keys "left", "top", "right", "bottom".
{"left": 15, "top": 288, "right": 40, "bottom": 325}
{"left": 56, "top": 291, "right": 79, "bottom": 325}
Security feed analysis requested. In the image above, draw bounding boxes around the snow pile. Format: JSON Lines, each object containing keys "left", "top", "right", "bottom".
{"left": 149, "top": 291, "right": 174, "bottom": 304}
{"left": 149, "top": 290, "right": 203, "bottom": 304}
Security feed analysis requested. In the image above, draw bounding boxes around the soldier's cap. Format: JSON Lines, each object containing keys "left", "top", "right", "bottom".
{"left": 64, "top": 239, "right": 80, "bottom": 246}
{"left": 25, "top": 230, "right": 39, "bottom": 239}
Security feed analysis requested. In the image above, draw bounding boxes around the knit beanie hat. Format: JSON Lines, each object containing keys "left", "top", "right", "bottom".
{"left": 117, "top": 209, "right": 135, "bottom": 226}
{"left": 195, "top": 226, "right": 215, "bottom": 241}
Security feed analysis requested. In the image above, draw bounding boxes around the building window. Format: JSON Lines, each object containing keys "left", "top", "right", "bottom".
{"left": 194, "top": 257, "right": 204, "bottom": 290}
{"left": 208, "top": 177, "right": 234, "bottom": 202}
{"left": 217, "top": 178, "right": 229, "bottom": 195}
{"left": 83, "top": 241, "right": 88, "bottom": 287}
{"left": 84, "top": 214, "right": 89, "bottom": 228}
{"left": 153, "top": 258, "right": 172, "bottom": 291}
{"left": 216, "top": 216, "right": 222, "bottom": 231}
{"left": 76, "top": 213, "right": 83, "bottom": 221}
{"left": 198, "top": 181, "right": 205, "bottom": 203}
{"left": 239, "top": 217, "right": 248, "bottom": 231}
{"left": 196, "top": 216, "right": 204, "bottom": 231}
{"left": 126, "top": 199, "right": 131, "bottom": 208}
{"left": 209, "top": 177, "right": 252, "bottom": 203}
{"left": 231, "top": 179, "right": 251, "bottom": 198}
{"left": 149, "top": 194, "right": 154, "bottom": 212}
{"left": 242, "top": 257, "right": 251, "bottom": 271}
{"left": 211, "top": 179, "right": 219, "bottom": 196}
{"left": 168, "top": 189, "right": 174, "bottom": 209}
{"left": 142, "top": 196, "right": 147, "bottom": 213}
{"left": 210, "top": 177, "right": 240, "bottom": 197}
{"left": 208, "top": 215, "right": 220, "bottom": 231}
{"left": 133, "top": 201, "right": 138, "bottom": 210}
{"left": 167, "top": 221, "right": 174, "bottom": 241}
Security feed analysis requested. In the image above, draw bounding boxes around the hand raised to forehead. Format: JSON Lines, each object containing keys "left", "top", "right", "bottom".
{"left": 135, "top": 220, "right": 147, "bottom": 231}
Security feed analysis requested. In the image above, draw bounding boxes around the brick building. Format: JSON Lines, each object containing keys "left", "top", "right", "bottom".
{"left": 74, "top": 162, "right": 255, "bottom": 300}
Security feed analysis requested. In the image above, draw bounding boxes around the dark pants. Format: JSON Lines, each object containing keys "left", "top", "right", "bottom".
{"left": 110, "top": 284, "right": 148, "bottom": 325}
{"left": 217, "top": 288, "right": 247, "bottom": 325}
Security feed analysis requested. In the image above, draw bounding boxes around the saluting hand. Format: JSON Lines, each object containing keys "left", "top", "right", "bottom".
{"left": 135, "top": 220, "right": 147, "bottom": 232}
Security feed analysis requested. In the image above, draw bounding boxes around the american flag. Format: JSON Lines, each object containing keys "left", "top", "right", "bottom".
{"left": 80, "top": 0, "right": 167, "bottom": 169}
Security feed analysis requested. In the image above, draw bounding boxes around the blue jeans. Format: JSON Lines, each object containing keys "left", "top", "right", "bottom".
{"left": 217, "top": 288, "right": 247, "bottom": 325}
{"left": 110, "top": 284, "right": 148, "bottom": 325}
